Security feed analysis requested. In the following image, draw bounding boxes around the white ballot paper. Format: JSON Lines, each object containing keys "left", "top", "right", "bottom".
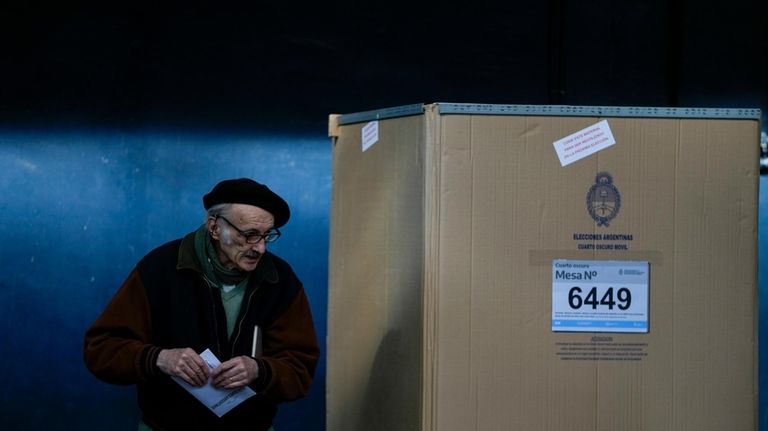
{"left": 172, "top": 349, "right": 257, "bottom": 417}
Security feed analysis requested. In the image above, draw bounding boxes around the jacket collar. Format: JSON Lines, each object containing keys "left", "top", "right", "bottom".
{"left": 176, "top": 230, "right": 279, "bottom": 284}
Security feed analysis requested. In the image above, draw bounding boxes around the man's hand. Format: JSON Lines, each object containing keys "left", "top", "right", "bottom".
{"left": 211, "top": 356, "right": 259, "bottom": 389}
{"left": 157, "top": 348, "right": 210, "bottom": 386}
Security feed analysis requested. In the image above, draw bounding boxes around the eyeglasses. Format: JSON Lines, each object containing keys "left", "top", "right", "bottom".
{"left": 215, "top": 215, "right": 281, "bottom": 244}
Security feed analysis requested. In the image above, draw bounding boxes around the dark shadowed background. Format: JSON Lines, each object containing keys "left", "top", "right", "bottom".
{"left": 0, "top": 1, "right": 766, "bottom": 430}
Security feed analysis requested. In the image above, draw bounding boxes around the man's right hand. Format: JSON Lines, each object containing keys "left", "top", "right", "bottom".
{"left": 157, "top": 348, "right": 210, "bottom": 386}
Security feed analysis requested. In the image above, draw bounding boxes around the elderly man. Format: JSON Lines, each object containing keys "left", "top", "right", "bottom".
{"left": 84, "top": 178, "right": 319, "bottom": 431}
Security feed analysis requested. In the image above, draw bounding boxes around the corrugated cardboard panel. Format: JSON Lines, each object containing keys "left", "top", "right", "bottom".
{"left": 422, "top": 107, "right": 441, "bottom": 431}
{"left": 427, "top": 113, "right": 757, "bottom": 430}
{"left": 431, "top": 114, "right": 601, "bottom": 430}
{"left": 430, "top": 113, "right": 474, "bottom": 430}
{"left": 467, "top": 115, "right": 600, "bottom": 431}
{"left": 327, "top": 115, "right": 424, "bottom": 431}
{"left": 592, "top": 118, "right": 678, "bottom": 431}
{"left": 672, "top": 119, "right": 758, "bottom": 431}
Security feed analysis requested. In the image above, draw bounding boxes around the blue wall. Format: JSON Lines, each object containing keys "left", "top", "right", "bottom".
{"left": 0, "top": 130, "right": 330, "bottom": 430}
{"left": 0, "top": 131, "right": 766, "bottom": 429}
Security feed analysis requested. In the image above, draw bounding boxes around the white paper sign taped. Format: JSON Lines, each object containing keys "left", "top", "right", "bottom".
{"left": 362, "top": 121, "right": 379, "bottom": 152}
{"left": 553, "top": 120, "right": 616, "bottom": 166}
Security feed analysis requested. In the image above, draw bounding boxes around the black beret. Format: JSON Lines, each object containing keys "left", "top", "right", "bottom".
{"left": 203, "top": 178, "right": 291, "bottom": 227}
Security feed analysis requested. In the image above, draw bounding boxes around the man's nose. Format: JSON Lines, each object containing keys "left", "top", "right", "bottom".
{"left": 251, "top": 239, "right": 266, "bottom": 253}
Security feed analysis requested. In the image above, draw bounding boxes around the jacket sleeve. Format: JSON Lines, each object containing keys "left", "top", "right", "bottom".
{"left": 253, "top": 288, "right": 320, "bottom": 402}
{"left": 83, "top": 268, "right": 163, "bottom": 385}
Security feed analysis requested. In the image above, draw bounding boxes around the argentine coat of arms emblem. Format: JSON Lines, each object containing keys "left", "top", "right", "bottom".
{"left": 586, "top": 172, "right": 621, "bottom": 227}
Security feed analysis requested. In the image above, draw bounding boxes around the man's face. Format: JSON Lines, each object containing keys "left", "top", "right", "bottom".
{"left": 207, "top": 203, "right": 275, "bottom": 272}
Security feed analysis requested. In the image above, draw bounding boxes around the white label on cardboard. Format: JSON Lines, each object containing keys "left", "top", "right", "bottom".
{"left": 552, "top": 120, "right": 616, "bottom": 166}
{"left": 551, "top": 260, "right": 649, "bottom": 333}
{"left": 361, "top": 121, "right": 379, "bottom": 152}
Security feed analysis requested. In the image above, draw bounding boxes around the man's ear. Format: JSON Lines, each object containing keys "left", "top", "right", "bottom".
{"left": 206, "top": 217, "right": 220, "bottom": 240}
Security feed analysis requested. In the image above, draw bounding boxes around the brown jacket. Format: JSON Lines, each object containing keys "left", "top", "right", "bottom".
{"left": 84, "top": 231, "right": 319, "bottom": 431}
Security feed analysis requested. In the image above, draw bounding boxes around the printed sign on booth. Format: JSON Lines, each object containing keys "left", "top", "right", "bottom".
{"left": 552, "top": 260, "right": 649, "bottom": 333}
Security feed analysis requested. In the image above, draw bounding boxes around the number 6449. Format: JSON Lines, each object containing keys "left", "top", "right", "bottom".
{"left": 568, "top": 286, "right": 632, "bottom": 310}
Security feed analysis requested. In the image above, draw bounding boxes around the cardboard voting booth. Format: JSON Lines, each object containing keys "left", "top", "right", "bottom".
{"left": 328, "top": 103, "right": 760, "bottom": 431}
